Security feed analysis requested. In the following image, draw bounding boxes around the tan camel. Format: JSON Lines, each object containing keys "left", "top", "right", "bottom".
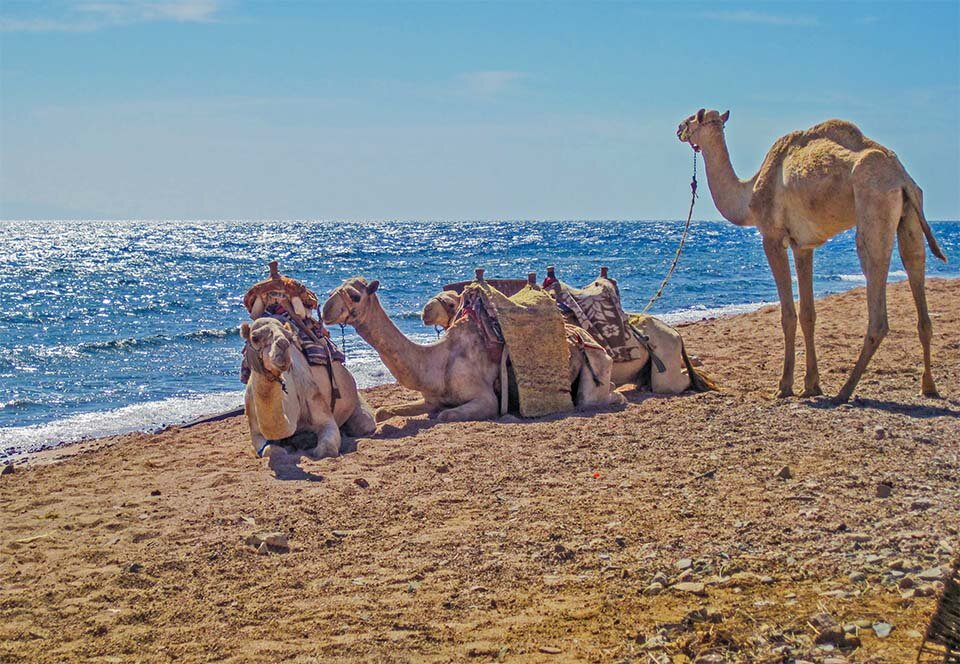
{"left": 240, "top": 317, "right": 375, "bottom": 460}
{"left": 322, "top": 277, "right": 624, "bottom": 423}
{"left": 421, "top": 289, "right": 701, "bottom": 393}
{"left": 678, "top": 109, "right": 947, "bottom": 402}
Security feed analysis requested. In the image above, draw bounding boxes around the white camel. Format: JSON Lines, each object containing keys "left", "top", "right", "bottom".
{"left": 240, "top": 317, "right": 375, "bottom": 460}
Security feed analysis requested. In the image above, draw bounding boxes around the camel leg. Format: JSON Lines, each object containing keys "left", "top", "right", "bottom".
{"left": 763, "top": 236, "right": 797, "bottom": 398}
{"left": 343, "top": 392, "right": 377, "bottom": 436}
{"left": 834, "top": 194, "right": 897, "bottom": 403}
{"left": 897, "top": 213, "right": 940, "bottom": 397}
{"left": 309, "top": 416, "right": 341, "bottom": 459}
{"left": 435, "top": 394, "right": 499, "bottom": 423}
{"left": 574, "top": 347, "right": 624, "bottom": 409}
{"left": 793, "top": 247, "right": 822, "bottom": 397}
{"left": 375, "top": 398, "right": 435, "bottom": 422}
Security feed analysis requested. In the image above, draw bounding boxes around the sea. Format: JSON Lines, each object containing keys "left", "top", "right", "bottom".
{"left": 2, "top": 220, "right": 958, "bottom": 459}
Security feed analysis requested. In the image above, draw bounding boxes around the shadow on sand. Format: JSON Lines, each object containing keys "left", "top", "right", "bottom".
{"left": 806, "top": 395, "right": 960, "bottom": 419}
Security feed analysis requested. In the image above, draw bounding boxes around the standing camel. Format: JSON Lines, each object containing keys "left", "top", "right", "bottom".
{"left": 678, "top": 109, "right": 947, "bottom": 402}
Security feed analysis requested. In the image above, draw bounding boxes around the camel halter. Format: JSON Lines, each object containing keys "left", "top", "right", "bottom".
{"left": 244, "top": 341, "right": 287, "bottom": 393}
{"left": 641, "top": 149, "right": 698, "bottom": 314}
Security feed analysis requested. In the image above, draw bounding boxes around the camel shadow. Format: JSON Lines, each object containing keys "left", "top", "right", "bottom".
{"left": 265, "top": 433, "right": 362, "bottom": 481}
{"left": 268, "top": 456, "right": 326, "bottom": 482}
{"left": 372, "top": 398, "right": 630, "bottom": 435}
{"left": 806, "top": 395, "right": 960, "bottom": 419}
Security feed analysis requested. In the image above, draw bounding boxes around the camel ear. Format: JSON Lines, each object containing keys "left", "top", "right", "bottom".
{"left": 240, "top": 322, "right": 251, "bottom": 340}
{"left": 366, "top": 280, "right": 380, "bottom": 295}
{"left": 720, "top": 110, "right": 730, "bottom": 123}
{"left": 696, "top": 108, "right": 705, "bottom": 123}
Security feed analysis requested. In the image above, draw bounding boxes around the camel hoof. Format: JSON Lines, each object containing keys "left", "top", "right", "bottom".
{"left": 262, "top": 445, "right": 296, "bottom": 470}
{"left": 308, "top": 445, "right": 339, "bottom": 460}
{"left": 921, "top": 389, "right": 942, "bottom": 399}
{"left": 830, "top": 393, "right": 851, "bottom": 406}
{"left": 774, "top": 388, "right": 794, "bottom": 399}
{"left": 374, "top": 407, "right": 394, "bottom": 423}
{"left": 800, "top": 385, "right": 823, "bottom": 398}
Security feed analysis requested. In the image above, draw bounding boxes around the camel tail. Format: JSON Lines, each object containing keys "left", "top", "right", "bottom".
{"left": 904, "top": 183, "right": 947, "bottom": 262}
{"left": 681, "top": 342, "right": 719, "bottom": 392}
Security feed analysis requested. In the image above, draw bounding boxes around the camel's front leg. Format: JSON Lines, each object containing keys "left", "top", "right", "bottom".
{"left": 793, "top": 247, "right": 822, "bottom": 397}
{"left": 375, "top": 398, "right": 435, "bottom": 422}
{"left": 436, "top": 394, "right": 499, "bottom": 423}
{"left": 763, "top": 236, "right": 797, "bottom": 398}
{"left": 309, "top": 415, "right": 342, "bottom": 459}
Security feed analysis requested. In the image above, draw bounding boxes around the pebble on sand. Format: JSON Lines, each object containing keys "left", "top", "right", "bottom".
{"left": 672, "top": 582, "right": 706, "bottom": 596}
{"left": 875, "top": 482, "right": 893, "bottom": 498}
{"left": 775, "top": 465, "right": 793, "bottom": 480}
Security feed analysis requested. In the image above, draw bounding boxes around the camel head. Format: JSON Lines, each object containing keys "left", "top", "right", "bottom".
{"left": 421, "top": 291, "right": 460, "bottom": 329}
{"left": 677, "top": 108, "right": 729, "bottom": 151}
{"left": 322, "top": 277, "right": 380, "bottom": 326}
{"left": 240, "top": 317, "right": 297, "bottom": 378}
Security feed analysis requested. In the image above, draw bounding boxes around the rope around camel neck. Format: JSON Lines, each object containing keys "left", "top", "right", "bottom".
{"left": 641, "top": 149, "right": 699, "bottom": 314}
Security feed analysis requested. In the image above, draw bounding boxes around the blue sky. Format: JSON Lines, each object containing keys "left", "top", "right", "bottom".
{"left": 1, "top": 1, "right": 957, "bottom": 220}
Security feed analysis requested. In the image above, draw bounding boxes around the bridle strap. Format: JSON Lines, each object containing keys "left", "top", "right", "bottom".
{"left": 244, "top": 342, "right": 287, "bottom": 392}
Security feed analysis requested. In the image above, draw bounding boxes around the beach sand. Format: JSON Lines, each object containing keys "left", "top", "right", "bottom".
{"left": 2, "top": 279, "right": 958, "bottom": 663}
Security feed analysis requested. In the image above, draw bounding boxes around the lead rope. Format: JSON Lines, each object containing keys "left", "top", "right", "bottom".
{"left": 339, "top": 323, "right": 347, "bottom": 362}
{"left": 641, "top": 149, "right": 698, "bottom": 314}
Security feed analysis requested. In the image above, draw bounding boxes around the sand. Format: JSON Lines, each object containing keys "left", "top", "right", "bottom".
{"left": 1, "top": 279, "right": 958, "bottom": 663}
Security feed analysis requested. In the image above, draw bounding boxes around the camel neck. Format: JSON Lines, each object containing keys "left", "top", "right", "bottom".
{"left": 250, "top": 372, "right": 295, "bottom": 434}
{"left": 698, "top": 130, "right": 755, "bottom": 227}
{"left": 353, "top": 297, "right": 441, "bottom": 393}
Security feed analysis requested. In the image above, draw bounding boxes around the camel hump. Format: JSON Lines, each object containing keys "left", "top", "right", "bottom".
{"left": 751, "top": 119, "right": 893, "bottom": 214}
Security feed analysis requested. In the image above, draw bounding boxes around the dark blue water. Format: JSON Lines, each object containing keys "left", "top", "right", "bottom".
{"left": 1, "top": 220, "right": 957, "bottom": 456}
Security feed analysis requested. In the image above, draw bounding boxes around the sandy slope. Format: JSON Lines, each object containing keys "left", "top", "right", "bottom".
{"left": 1, "top": 279, "right": 958, "bottom": 663}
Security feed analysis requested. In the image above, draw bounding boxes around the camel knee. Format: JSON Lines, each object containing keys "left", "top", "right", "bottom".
{"left": 917, "top": 317, "right": 932, "bottom": 342}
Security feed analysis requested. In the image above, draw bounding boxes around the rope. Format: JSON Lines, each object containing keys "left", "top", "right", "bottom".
{"left": 641, "top": 150, "right": 698, "bottom": 314}
{"left": 339, "top": 323, "right": 347, "bottom": 363}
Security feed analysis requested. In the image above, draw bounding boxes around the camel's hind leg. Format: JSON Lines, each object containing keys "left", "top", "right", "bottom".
{"left": 573, "top": 347, "right": 624, "bottom": 409}
{"left": 343, "top": 392, "right": 377, "bottom": 436}
{"left": 436, "top": 394, "right": 499, "bottom": 422}
{"left": 897, "top": 211, "right": 940, "bottom": 397}
{"left": 834, "top": 188, "right": 899, "bottom": 403}
{"left": 763, "top": 236, "right": 797, "bottom": 398}
{"left": 793, "top": 247, "right": 822, "bottom": 397}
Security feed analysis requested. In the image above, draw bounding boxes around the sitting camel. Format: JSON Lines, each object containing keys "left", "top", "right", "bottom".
{"left": 240, "top": 317, "right": 375, "bottom": 460}
{"left": 678, "top": 109, "right": 947, "bottom": 402}
{"left": 423, "top": 286, "right": 714, "bottom": 394}
{"left": 322, "top": 277, "right": 624, "bottom": 423}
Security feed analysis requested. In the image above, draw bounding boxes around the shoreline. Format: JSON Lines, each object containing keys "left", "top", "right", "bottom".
{"left": 0, "top": 298, "right": 780, "bottom": 463}
{"left": 4, "top": 275, "right": 957, "bottom": 465}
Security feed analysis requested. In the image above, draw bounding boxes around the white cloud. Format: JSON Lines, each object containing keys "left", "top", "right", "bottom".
{"left": 458, "top": 70, "right": 527, "bottom": 97}
{"left": 697, "top": 10, "right": 818, "bottom": 27}
{"left": 0, "top": 0, "right": 219, "bottom": 32}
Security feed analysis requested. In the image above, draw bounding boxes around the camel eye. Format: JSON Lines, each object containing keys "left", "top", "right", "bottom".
{"left": 349, "top": 292, "right": 361, "bottom": 302}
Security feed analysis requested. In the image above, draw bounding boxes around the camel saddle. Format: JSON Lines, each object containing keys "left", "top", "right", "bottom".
{"left": 546, "top": 276, "right": 666, "bottom": 373}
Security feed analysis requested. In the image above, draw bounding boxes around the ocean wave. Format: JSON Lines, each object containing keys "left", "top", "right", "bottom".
{"left": 656, "top": 301, "right": 776, "bottom": 325}
{"left": 183, "top": 326, "right": 242, "bottom": 340}
{"left": 0, "top": 398, "right": 36, "bottom": 411}
{"left": 835, "top": 270, "right": 907, "bottom": 283}
{"left": 0, "top": 391, "right": 245, "bottom": 461}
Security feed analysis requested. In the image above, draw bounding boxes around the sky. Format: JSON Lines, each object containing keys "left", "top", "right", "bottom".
{"left": 1, "top": 0, "right": 958, "bottom": 221}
